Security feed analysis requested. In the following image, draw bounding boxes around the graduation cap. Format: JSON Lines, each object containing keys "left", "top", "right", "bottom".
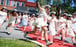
{"left": 67, "top": 14, "right": 72, "bottom": 17}
{"left": 2, "top": 7, "right": 7, "bottom": 9}
{"left": 63, "top": 13, "right": 68, "bottom": 16}
{"left": 32, "top": 14, "right": 35, "bottom": 15}
{"left": 13, "top": 9, "right": 17, "bottom": 11}
{"left": 73, "top": 12, "right": 76, "bottom": 15}
{"left": 42, "top": 5, "right": 51, "bottom": 9}
{"left": 50, "top": 11, "right": 56, "bottom": 14}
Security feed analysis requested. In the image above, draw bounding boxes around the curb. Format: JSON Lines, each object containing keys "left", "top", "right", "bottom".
{"left": 24, "top": 38, "right": 47, "bottom": 47}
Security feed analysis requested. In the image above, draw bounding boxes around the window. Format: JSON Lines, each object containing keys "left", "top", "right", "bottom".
{"left": 6, "top": 0, "right": 9, "bottom": 6}
{"left": 27, "top": 0, "right": 35, "bottom": 2}
{"left": 16, "top": 1, "right": 19, "bottom": 7}
{"left": 1, "top": 0, "right": 4, "bottom": 5}
{"left": 11, "top": 1, "right": 15, "bottom": 7}
{"left": 22, "top": 2, "right": 25, "bottom": 7}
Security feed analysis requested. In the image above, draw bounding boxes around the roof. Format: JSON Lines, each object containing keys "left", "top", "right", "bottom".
{"left": 12, "top": 0, "right": 27, "bottom": 2}
{"left": 26, "top": 2, "right": 36, "bottom": 7}
{"left": 0, "top": 5, "right": 14, "bottom": 10}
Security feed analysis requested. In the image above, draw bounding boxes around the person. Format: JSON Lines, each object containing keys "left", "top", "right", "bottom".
{"left": 62, "top": 13, "right": 67, "bottom": 19}
{"left": 24, "top": 2, "right": 51, "bottom": 46}
{"left": 56, "top": 13, "right": 67, "bottom": 45}
{"left": 49, "top": 11, "right": 57, "bottom": 44}
{"left": 66, "top": 14, "right": 75, "bottom": 45}
{"left": 71, "top": 12, "right": 76, "bottom": 45}
{"left": 17, "top": 12, "right": 21, "bottom": 24}
{"left": 29, "top": 14, "right": 36, "bottom": 31}
{"left": 22, "top": 13, "right": 29, "bottom": 31}
{"left": 7, "top": 11, "right": 11, "bottom": 21}
{"left": 6, "top": 9, "right": 18, "bottom": 35}
{"left": 0, "top": 7, "right": 7, "bottom": 29}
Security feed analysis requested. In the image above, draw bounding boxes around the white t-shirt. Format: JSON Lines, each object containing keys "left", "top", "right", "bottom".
{"left": 39, "top": 8, "right": 49, "bottom": 24}
{"left": 22, "top": 15, "right": 28, "bottom": 21}
{"left": 0, "top": 11, "right": 7, "bottom": 19}
{"left": 49, "top": 17, "right": 57, "bottom": 27}
{"left": 39, "top": 8, "right": 46, "bottom": 17}
{"left": 0, "top": 11, "right": 7, "bottom": 24}
{"left": 72, "top": 18, "right": 76, "bottom": 24}
{"left": 66, "top": 20, "right": 75, "bottom": 36}
{"left": 17, "top": 16, "right": 21, "bottom": 20}
{"left": 67, "top": 20, "right": 72, "bottom": 28}
{"left": 57, "top": 17, "right": 66, "bottom": 29}
{"left": 71, "top": 18, "right": 76, "bottom": 32}
{"left": 58, "top": 17, "right": 66, "bottom": 25}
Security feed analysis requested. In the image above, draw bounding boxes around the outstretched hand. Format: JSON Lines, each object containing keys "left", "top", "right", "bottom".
{"left": 36, "top": 0, "right": 39, "bottom": 8}
{"left": 36, "top": 0, "right": 39, "bottom": 2}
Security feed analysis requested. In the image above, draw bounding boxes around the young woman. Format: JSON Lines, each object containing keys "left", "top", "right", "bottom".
{"left": 24, "top": 2, "right": 51, "bottom": 46}
{"left": 49, "top": 12, "right": 57, "bottom": 44}
{"left": 0, "top": 7, "right": 7, "bottom": 29}
{"left": 22, "top": 13, "right": 29, "bottom": 31}
{"left": 29, "top": 14, "right": 36, "bottom": 31}
{"left": 56, "top": 13, "right": 66, "bottom": 45}
{"left": 17, "top": 13, "right": 21, "bottom": 24}
{"left": 7, "top": 11, "right": 11, "bottom": 21}
{"left": 66, "top": 14, "right": 75, "bottom": 45}
{"left": 71, "top": 12, "right": 76, "bottom": 45}
{"left": 6, "top": 9, "right": 18, "bottom": 35}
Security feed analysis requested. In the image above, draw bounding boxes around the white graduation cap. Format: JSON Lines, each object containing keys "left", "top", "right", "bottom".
{"left": 67, "top": 14, "right": 72, "bottom": 17}
{"left": 73, "top": 12, "right": 76, "bottom": 15}
{"left": 45, "top": 5, "right": 51, "bottom": 8}
{"left": 3, "top": 7, "right": 7, "bottom": 9}
{"left": 50, "top": 11, "right": 56, "bottom": 14}
{"left": 63, "top": 13, "right": 68, "bottom": 16}
{"left": 13, "top": 9, "right": 17, "bottom": 11}
{"left": 42, "top": 5, "right": 51, "bottom": 8}
{"left": 32, "top": 14, "right": 35, "bottom": 16}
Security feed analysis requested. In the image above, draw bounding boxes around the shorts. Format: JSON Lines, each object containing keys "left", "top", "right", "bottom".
{"left": 71, "top": 24, "right": 76, "bottom": 32}
{"left": 22, "top": 19, "right": 28, "bottom": 26}
{"left": 35, "top": 17, "right": 48, "bottom": 27}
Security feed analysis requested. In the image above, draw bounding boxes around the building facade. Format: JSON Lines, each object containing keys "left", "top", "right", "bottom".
{"left": 0, "top": 0, "right": 36, "bottom": 10}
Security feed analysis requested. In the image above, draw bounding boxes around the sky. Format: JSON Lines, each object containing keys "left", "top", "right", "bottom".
{"left": 27, "top": 0, "right": 35, "bottom": 2}
{"left": 27, "top": 0, "right": 76, "bottom": 7}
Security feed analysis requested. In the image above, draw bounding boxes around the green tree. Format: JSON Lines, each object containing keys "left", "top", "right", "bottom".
{"left": 35, "top": 0, "right": 47, "bottom": 6}
{"left": 39, "top": 0, "right": 48, "bottom": 6}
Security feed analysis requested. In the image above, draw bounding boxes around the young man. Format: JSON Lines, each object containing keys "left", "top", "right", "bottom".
{"left": 0, "top": 7, "right": 7, "bottom": 29}
{"left": 66, "top": 14, "right": 75, "bottom": 45}
{"left": 56, "top": 13, "right": 67, "bottom": 45}
{"left": 29, "top": 14, "right": 36, "bottom": 31}
{"left": 49, "top": 11, "right": 57, "bottom": 44}
{"left": 22, "top": 13, "right": 29, "bottom": 31}
{"left": 17, "top": 13, "right": 21, "bottom": 24}
{"left": 24, "top": 2, "right": 51, "bottom": 46}
{"left": 6, "top": 9, "right": 18, "bottom": 35}
{"left": 71, "top": 12, "right": 76, "bottom": 45}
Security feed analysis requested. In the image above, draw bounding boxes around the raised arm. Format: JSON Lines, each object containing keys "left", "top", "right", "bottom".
{"left": 37, "top": 2, "right": 42, "bottom": 11}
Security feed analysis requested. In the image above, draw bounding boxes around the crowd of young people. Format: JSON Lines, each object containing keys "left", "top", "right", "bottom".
{"left": 0, "top": 2, "right": 76, "bottom": 46}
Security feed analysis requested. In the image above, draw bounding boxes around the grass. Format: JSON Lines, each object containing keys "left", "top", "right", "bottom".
{"left": 0, "top": 38, "right": 40, "bottom": 47}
